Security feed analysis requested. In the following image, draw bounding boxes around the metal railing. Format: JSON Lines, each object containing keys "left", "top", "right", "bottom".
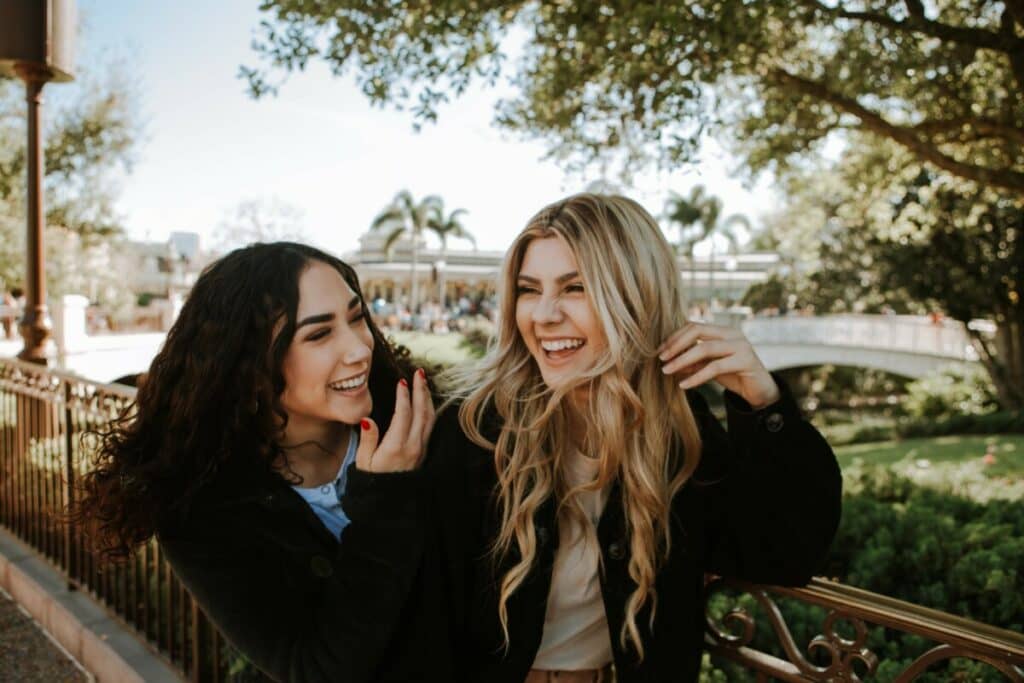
{"left": 2, "top": 356, "right": 1023, "bottom": 681}
{"left": 0, "top": 357, "right": 229, "bottom": 681}
{"left": 742, "top": 314, "right": 979, "bottom": 361}
{"left": 704, "top": 577, "right": 1024, "bottom": 681}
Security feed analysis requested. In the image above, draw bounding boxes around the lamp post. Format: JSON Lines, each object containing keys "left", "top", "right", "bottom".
{"left": 0, "top": 0, "right": 77, "bottom": 365}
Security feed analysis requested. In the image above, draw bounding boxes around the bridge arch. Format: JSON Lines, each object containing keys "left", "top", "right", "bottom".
{"left": 740, "top": 315, "right": 978, "bottom": 380}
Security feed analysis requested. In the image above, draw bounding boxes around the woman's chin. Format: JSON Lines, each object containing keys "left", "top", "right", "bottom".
{"left": 330, "top": 398, "right": 373, "bottom": 425}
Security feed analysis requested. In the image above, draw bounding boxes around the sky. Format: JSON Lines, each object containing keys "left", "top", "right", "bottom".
{"left": 71, "top": 0, "right": 781, "bottom": 257}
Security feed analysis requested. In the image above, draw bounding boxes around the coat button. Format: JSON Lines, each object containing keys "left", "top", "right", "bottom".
{"left": 608, "top": 541, "right": 625, "bottom": 560}
{"left": 764, "top": 412, "right": 785, "bottom": 433}
{"left": 310, "top": 555, "right": 333, "bottom": 578}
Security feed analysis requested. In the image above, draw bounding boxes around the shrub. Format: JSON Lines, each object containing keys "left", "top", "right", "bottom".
{"left": 821, "top": 410, "right": 1024, "bottom": 446}
{"left": 707, "top": 468, "right": 1024, "bottom": 681}
{"left": 458, "top": 317, "right": 495, "bottom": 358}
{"left": 904, "top": 363, "right": 999, "bottom": 419}
{"left": 897, "top": 410, "right": 1024, "bottom": 439}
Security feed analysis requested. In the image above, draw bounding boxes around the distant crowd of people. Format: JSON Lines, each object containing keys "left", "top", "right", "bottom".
{"left": 371, "top": 293, "right": 498, "bottom": 333}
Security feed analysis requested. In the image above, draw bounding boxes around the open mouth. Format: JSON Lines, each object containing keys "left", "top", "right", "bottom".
{"left": 539, "top": 338, "right": 586, "bottom": 363}
{"left": 328, "top": 372, "right": 368, "bottom": 394}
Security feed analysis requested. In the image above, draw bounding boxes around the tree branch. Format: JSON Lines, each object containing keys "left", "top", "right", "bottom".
{"left": 802, "top": 0, "right": 1021, "bottom": 53}
{"left": 1000, "top": 4, "right": 1024, "bottom": 97}
{"left": 771, "top": 69, "right": 1024, "bottom": 196}
{"left": 913, "top": 117, "right": 1024, "bottom": 146}
{"left": 1009, "top": 0, "right": 1024, "bottom": 21}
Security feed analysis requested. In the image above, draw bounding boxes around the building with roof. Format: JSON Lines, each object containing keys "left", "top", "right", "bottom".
{"left": 344, "top": 231, "right": 780, "bottom": 306}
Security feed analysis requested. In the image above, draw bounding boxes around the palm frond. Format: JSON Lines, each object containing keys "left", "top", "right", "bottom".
{"left": 382, "top": 226, "right": 407, "bottom": 256}
{"left": 370, "top": 208, "right": 405, "bottom": 231}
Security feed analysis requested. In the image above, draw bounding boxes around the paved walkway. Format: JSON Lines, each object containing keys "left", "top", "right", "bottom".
{"left": 0, "top": 587, "right": 89, "bottom": 683}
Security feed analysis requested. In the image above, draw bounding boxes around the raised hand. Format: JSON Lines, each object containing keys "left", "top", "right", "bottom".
{"left": 658, "top": 322, "right": 780, "bottom": 409}
{"left": 355, "top": 368, "right": 436, "bottom": 473}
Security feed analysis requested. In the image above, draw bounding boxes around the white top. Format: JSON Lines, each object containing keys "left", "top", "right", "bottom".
{"left": 532, "top": 451, "right": 614, "bottom": 670}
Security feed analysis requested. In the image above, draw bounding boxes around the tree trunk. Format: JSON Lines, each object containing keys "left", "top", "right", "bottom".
{"left": 410, "top": 232, "right": 419, "bottom": 313}
{"left": 968, "top": 309, "right": 1024, "bottom": 411}
{"left": 438, "top": 241, "right": 447, "bottom": 308}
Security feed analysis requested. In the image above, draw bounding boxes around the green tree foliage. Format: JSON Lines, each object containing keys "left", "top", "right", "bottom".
{"left": 0, "top": 68, "right": 139, "bottom": 310}
{"left": 746, "top": 134, "right": 1023, "bottom": 409}
{"left": 243, "top": 1, "right": 1024, "bottom": 192}
{"left": 242, "top": 1, "right": 1022, "bottom": 401}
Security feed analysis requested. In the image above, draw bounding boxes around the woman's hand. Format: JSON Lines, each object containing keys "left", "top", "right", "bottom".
{"left": 658, "top": 322, "right": 781, "bottom": 409}
{"left": 355, "top": 369, "right": 435, "bottom": 472}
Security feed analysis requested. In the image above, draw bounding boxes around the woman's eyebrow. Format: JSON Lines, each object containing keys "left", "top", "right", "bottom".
{"left": 295, "top": 297, "right": 361, "bottom": 329}
{"left": 517, "top": 272, "right": 580, "bottom": 284}
{"left": 296, "top": 313, "right": 335, "bottom": 329}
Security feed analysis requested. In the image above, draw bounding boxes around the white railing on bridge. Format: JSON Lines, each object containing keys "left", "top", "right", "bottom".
{"left": 742, "top": 314, "right": 979, "bottom": 361}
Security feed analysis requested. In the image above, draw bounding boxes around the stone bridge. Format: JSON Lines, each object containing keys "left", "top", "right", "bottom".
{"left": 740, "top": 314, "right": 981, "bottom": 378}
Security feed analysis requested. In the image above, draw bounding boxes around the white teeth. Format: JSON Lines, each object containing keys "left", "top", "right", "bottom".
{"left": 540, "top": 339, "right": 584, "bottom": 352}
{"left": 329, "top": 373, "right": 367, "bottom": 391}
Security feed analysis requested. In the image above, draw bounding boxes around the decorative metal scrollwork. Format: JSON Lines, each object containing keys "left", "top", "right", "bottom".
{"left": 706, "top": 577, "right": 875, "bottom": 679}
{"left": 893, "top": 644, "right": 1024, "bottom": 683}
{"left": 704, "top": 577, "right": 1024, "bottom": 681}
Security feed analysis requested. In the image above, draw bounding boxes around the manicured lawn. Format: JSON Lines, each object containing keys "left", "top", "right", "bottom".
{"left": 835, "top": 434, "right": 1024, "bottom": 501}
{"left": 835, "top": 434, "right": 1024, "bottom": 476}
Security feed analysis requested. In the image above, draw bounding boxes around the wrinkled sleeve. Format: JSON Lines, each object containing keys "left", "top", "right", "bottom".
{"left": 158, "top": 468, "right": 428, "bottom": 683}
{"left": 689, "top": 375, "right": 842, "bottom": 585}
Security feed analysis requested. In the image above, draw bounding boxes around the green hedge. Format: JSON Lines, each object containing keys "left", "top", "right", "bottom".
{"left": 705, "top": 468, "right": 1024, "bottom": 682}
{"left": 823, "top": 410, "right": 1024, "bottom": 446}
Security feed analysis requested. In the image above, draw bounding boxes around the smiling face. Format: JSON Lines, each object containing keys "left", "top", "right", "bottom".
{"left": 514, "top": 236, "right": 608, "bottom": 392}
{"left": 279, "top": 261, "right": 374, "bottom": 436}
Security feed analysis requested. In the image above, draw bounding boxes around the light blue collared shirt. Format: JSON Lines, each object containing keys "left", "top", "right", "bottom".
{"left": 291, "top": 428, "right": 359, "bottom": 540}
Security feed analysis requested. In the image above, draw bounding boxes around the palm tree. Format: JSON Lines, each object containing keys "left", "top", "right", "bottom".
{"left": 664, "top": 186, "right": 716, "bottom": 304}
{"left": 427, "top": 205, "right": 475, "bottom": 307}
{"left": 370, "top": 190, "right": 442, "bottom": 310}
{"left": 706, "top": 211, "right": 749, "bottom": 304}
{"left": 664, "top": 185, "right": 750, "bottom": 307}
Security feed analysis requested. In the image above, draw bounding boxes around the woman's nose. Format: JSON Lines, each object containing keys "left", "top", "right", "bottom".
{"left": 338, "top": 328, "right": 372, "bottom": 364}
{"left": 531, "top": 295, "right": 563, "bottom": 324}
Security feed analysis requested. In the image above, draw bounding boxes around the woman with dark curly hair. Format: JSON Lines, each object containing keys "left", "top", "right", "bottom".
{"left": 73, "top": 242, "right": 444, "bottom": 682}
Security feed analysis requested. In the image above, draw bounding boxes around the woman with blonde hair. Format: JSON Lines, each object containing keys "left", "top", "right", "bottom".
{"left": 431, "top": 193, "right": 841, "bottom": 682}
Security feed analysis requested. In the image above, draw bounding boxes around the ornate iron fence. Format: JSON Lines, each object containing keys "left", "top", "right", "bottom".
{"left": 0, "top": 357, "right": 229, "bottom": 682}
{"left": 705, "top": 577, "right": 1024, "bottom": 681}
{"left": 2, "top": 356, "right": 1023, "bottom": 681}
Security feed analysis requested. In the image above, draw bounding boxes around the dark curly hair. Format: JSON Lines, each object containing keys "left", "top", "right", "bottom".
{"left": 74, "top": 242, "right": 413, "bottom": 560}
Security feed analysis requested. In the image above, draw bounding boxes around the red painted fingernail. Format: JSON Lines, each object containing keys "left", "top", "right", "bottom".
{"left": 360, "top": 419, "right": 370, "bottom": 431}
{"left": 400, "top": 378, "right": 408, "bottom": 387}
{"left": 417, "top": 368, "right": 426, "bottom": 378}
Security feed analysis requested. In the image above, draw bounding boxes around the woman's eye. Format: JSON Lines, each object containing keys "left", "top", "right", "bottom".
{"left": 565, "top": 283, "right": 585, "bottom": 293}
{"left": 516, "top": 286, "right": 538, "bottom": 295}
{"left": 306, "top": 328, "right": 330, "bottom": 341}
{"left": 350, "top": 313, "right": 366, "bottom": 325}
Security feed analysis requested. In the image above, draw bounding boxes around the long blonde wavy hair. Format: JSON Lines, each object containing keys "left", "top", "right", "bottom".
{"left": 450, "top": 193, "right": 704, "bottom": 659}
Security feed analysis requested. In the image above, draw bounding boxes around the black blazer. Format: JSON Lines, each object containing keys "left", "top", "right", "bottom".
{"left": 157, "top": 458, "right": 455, "bottom": 683}
{"left": 426, "top": 379, "right": 842, "bottom": 683}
